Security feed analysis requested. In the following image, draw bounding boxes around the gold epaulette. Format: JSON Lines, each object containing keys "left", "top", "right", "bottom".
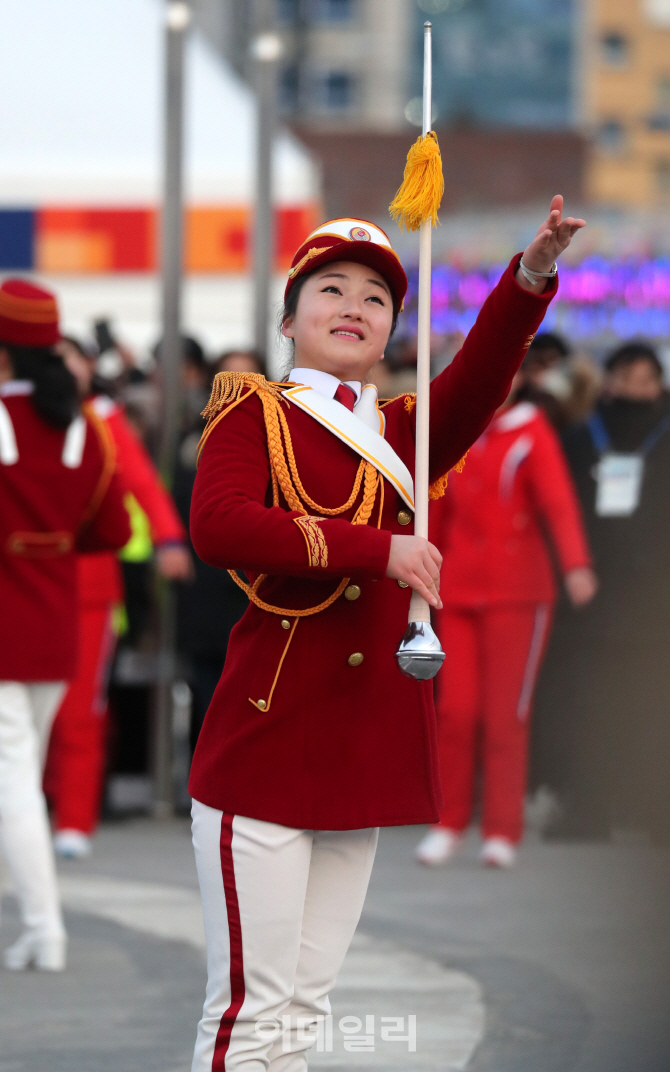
{"left": 428, "top": 453, "right": 468, "bottom": 500}
{"left": 197, "top": 373, "right": 288, "bottom": 464}
{"left": 201, "top": 371, "right": 285, "bottom": 421}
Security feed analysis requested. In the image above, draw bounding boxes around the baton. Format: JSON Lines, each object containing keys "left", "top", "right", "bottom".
{"left": 391, "top": 22, "right": 446, "bottom": 681}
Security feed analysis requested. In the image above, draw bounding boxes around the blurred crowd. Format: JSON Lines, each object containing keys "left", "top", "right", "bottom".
{"left": 6, "top": 307, "right": 670, "bottom": 867}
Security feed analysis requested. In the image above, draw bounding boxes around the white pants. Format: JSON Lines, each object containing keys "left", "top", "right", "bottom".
{"left": 191, "top": 800, "right": 379, "bottom": 1072}
{"left": 0, "top": 682, "right": 66, "bottom": 938}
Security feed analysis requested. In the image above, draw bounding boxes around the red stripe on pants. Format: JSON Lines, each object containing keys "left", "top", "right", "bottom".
{"left": 213, "top": 813, "right": 246, "bottom": 1070}
{"left": 434, "top": 604, "right": 553, "bottom": 843}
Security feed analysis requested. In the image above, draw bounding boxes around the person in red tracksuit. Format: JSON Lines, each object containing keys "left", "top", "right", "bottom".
{"left": 45, "top": 338, "right": 192, "bottom": 859}
{"left": 416, "top": 385, "right": 597, "bottom": 869}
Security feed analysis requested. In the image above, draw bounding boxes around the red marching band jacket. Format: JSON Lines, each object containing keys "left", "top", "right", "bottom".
{"left": 0, "top": 385, "right": 131, "bottom": 682}
{"left": 76, "top": 395, "right": 187, "bottom": 608}
{"left": 431, "top": 401, "right": 591, "bottom": 607}
{"left": 189, "top": 256, "right": 557, "bottom": 830}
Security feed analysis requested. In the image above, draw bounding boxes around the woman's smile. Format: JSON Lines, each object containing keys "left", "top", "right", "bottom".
{"left": 330, "top": 325, "right": 365, "bottom": 341}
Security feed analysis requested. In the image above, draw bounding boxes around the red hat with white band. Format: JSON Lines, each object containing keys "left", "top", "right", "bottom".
{"left": 285, "top": 218, "right": 408, "bottom": 311}
{"left": 0, "top": 278, "right": 60, "bottom": 347}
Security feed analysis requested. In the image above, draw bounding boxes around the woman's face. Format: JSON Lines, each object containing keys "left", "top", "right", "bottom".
{"left": 607, "top": 359, "right": 663, "bottom": 402}
{"left": 282, "top": 260, "right": 394, "bottom": 382}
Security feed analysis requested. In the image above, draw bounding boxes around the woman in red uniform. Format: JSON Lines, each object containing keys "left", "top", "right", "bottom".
{"left": 0, "top": 280, "right": 130, "bottom": 971}
{"left": 416, "top": 379, "right": 597, "bottom": 870}
{"left": 44, "top": 337, "right": 191, "bottom": 859}
{"left": 188, "top": 197, "right": 584, "bottom": 1070}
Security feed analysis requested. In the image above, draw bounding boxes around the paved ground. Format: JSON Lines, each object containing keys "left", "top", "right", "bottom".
{"left": 1, "top": 819, "right": 669, "bottom": 1072}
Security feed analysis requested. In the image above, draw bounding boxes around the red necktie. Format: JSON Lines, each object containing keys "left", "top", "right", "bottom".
{"left": 334, "top": 383, "right": 356, "bottom": 412}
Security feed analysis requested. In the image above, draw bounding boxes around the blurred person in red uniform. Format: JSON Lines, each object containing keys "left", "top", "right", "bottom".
{"left": 416, "top": 376, "right": 597, "bottom": 869}
{"left": 44, "top": 337, "right": 192, "bottom": 860}
{"left": 0, "top": 280, "right": 130, "bottom": 971}
{"left": 186, "top": 197, "right": 584, "bottom": 1071}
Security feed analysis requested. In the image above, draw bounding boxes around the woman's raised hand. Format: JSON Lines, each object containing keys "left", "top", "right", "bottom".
{"left": 386, "top": 535, "right": 443, "bottom": 609}
{"left": 521, "top": 194, "right": 586, "bottom": 278}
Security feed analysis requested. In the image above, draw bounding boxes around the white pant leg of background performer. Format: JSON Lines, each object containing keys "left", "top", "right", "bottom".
{"left": 192, "top": 799, "right": 379, "bottom": 1072}
{"left": 0, "top": 681, "right": 67, "bottom": 970}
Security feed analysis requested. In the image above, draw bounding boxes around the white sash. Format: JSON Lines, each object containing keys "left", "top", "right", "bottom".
{"left": 283, "top": 384, "right": 415, "bottom": 511}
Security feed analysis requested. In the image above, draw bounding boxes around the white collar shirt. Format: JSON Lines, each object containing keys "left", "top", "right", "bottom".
{"left": 288, "top": 366, "right": 383, "bottom": 434}
{"left": 290, "top": 366, "right": 362, "bottom": 404}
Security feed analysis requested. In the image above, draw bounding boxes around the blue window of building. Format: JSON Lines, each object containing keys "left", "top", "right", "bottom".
{"left": 315, "top": 70, "right": 356, "bottom": 110}
{"left": 0, "top": 210, "right": 35, "bottom": 270}
{"left": 411, "top": 0, "right": 573, "bottom": 130}
{"left": 312, "top": 0, "right": 355, "bottom": 21}
{"left": 279, "top": 64, "right": 300, "bottom": 111}
{"left": 277, "top": 0, "right": 355, "bottom": 23}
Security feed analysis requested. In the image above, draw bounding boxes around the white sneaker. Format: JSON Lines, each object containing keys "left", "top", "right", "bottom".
{"left": 481, "top": 837, "right": 517, "bottom": 869}
{"left": 4, "top": 930, "right": 67, "bottom": 971}
{"left": 415, "top": 828, "right": 461, "bottom": 867}
{"left": 53, "top": 829, "right": 92, "bottom": 859}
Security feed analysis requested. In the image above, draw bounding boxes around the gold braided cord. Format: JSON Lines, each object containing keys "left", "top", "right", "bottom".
{"left": 275, "top": 400, "right": 367, "bottom": 516}
{"left": 287, "top": 246, "right": 331, "bottom": 279}
{"left": 352, "top": 465, "right": 380, "bottom": 526}
{"left": 378, "top": 391, "right": 416, "bottom": 411}
{"left": 227, "top": 570, "right": 350, "bottom": 617}
{"left": 196, "top": 372, "right": 382, "bottom": 618}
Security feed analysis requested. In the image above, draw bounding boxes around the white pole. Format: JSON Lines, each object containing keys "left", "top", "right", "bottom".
{"left": 153, "top": 0, "right": 190, "bottom": 818}
{"left": 394, "top": 21, "right": 445, "bottom": 680}
{"left": 408, "top": 21, "right": 433, "bottom": 627}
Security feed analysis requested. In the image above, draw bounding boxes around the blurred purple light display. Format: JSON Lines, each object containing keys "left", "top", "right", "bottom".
{"left": 405, "top": 257, "right": 670, "bottom": 340}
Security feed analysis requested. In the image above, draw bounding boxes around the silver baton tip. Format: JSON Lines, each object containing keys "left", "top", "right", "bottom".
{"left": 395, "top": 620, "right": 445, "bottom": 681}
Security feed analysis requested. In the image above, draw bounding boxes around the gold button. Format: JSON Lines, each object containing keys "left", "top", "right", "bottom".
{"left": 344, "top": 584, "right": 361, "bottom": 601}
{"left": 397, "top": 579, "right": 409, "bottom": 588}
{"left": 256, "top": 699, "right": 267, "bottom": 710}
{"left": 281, "top": 619, "right": 291, "bottom": 630}
{"left": 397, "top": 510, "right": 412, "bottom": 526}
{"left": 347, "top": 652, "right": 364, "bottom": 667}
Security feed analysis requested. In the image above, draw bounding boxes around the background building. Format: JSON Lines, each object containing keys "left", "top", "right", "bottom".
{"left": 580, "top": 0, "right": 670, "bottom": 207}
{"left": 408, "top": 0, "right": 574, "bottom": 131}
{"left": 197, "top": 0, "right": 584, "bottom": 220}
{"left": 197, "top": 0, "right": 411, "bottom": 131}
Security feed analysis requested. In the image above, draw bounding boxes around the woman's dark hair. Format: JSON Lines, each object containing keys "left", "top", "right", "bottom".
{"left": 6, "top": 344, "right": 79, "bottom": 429}
{"left": 605, "top": 341, "right": 663, "bottom": 379}
{"left": 281, "top": 266, "right": 400, "bottom": 342}
{"left": 61, "top": 334, "right": 110, "bottom": 398}
{"left": 527, "top": 331, "right": 570, "bottom": 358}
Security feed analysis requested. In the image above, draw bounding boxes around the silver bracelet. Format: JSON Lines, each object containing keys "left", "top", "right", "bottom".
{"left": 519, "top": 259, "right": 558, "bottom": 286}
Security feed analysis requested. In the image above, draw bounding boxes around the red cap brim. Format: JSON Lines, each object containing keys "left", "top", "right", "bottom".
{"left": 284, "top": 239, "right": 408, "bottom": 312}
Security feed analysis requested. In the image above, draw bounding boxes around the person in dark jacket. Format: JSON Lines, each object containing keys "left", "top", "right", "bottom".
{"left": 173, "top": 349, "right": 266, "bottom": 751}
{"left": 532, "top": 341, "right": 670, "bottom": 841}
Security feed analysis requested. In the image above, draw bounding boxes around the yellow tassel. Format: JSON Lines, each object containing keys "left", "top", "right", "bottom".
{"left": 389, "top": 131, "right": 444, "bottom": 232}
